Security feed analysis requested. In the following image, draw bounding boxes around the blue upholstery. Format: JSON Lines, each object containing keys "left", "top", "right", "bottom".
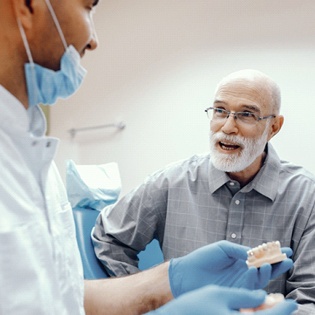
{"left": 72, "top": 207, "right": 164, "bottom": 279}
{"left": 73, "top": 207, "right": 109, "bottom": 279}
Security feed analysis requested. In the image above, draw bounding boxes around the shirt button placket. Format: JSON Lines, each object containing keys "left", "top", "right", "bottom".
{"left": 226, "top": 193, "right": 244, "bottom": 244}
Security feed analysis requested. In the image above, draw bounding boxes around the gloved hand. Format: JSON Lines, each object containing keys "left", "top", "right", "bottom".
{"left": 145, "top": 286, "right": 297, "bottom": 315}
{"left": 169, "top": 240, "right": 293, "bottom": 297}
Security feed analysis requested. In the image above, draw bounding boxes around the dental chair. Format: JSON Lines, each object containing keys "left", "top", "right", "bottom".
{"left": 73, "top": 207, "right": 164, "bottom": 279}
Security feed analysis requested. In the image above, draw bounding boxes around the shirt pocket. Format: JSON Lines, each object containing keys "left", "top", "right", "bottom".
{"left": 54, "top": 202, "right": 84, "bottom": 304}
{"left": 57, "top": 201, "right": 76, "bottom": 237}
{"left": 0, "top": 221, "right": 59, "bottom": 314}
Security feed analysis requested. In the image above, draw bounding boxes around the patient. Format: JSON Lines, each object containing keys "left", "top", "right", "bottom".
{"left": 92, "top": 69, "right": 315, "bottom": 314}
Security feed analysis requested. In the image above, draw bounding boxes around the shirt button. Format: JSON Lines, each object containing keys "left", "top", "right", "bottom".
{"left": 230, "top": 182, "right": 235, "bottom": 186}
{"left": 235, "top": 200, "right": 240, "bottom": 205}
{"left": 231, "top": 233, "right": 237, "bottom": 239}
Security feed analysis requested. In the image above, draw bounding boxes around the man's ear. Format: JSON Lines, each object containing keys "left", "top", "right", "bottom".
{"left": 12, "top": 0, "right": 34, "bottom": 29}
{"left": 268, "top": 115, "right": 284, "bottom": 141}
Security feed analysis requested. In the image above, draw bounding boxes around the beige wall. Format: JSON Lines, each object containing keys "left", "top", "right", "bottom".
{"left": 51, "top": 0, "right": 315, "bottom": 196}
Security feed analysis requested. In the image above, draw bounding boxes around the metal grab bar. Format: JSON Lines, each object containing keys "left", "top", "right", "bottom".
{"left": 68, "top": 121, "right": 126, "bottom": 138}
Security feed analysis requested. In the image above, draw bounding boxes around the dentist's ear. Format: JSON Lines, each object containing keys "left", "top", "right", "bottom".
{"left": 12, "top": 0, "right": 35, "bottom": 30}
{"left": 24, "top": 0, "right": 34, "bottom": 13}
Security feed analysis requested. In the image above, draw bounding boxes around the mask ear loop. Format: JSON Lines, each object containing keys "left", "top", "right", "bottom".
{"left": 17, "top": 19, "right": 34, "bottom": 64}
{"left": 44, "top": 0, "right": 68, "bottom": 51}
{"left": 17, "top": 18, "right": 38, "bottom": 108}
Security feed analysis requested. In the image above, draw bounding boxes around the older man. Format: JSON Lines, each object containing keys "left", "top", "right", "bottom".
{"left": 93, "top": 69, "right": 315, "bottom": 314}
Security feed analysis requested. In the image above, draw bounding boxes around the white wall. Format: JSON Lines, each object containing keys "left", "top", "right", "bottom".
{"left": 51, "top": 0, "right": 315, "bottom": 196}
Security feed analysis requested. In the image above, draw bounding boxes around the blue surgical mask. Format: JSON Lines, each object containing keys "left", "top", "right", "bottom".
{"left": 18, "top": 0, "right": 87, "bottom": 107}
{"left": 24, "top": 45, "right": 86, "bottom": 107}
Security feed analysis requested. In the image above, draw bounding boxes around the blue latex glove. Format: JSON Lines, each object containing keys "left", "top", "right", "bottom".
{"left": 169, "top": 240, "right": 293, "bottom": 297}
{"left": 145, "top": 286, "right": 297, "bottom": 315}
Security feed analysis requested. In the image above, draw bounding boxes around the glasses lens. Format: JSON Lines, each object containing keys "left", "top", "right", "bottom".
{"left": 206, "top": 108, "right": 215, "bottom": 119}
{"left": 213, "top": 108, "right": 228, "bottom": 119}
{"left": 236, "top": 112, "right": 257, "bottom": 124}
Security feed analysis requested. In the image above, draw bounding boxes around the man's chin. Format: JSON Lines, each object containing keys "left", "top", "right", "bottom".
{"left": 211, "top": 153, "right": 249, "bottom": 173}
{"left": 212, "top": 163, "right": 243, "bottom": 173}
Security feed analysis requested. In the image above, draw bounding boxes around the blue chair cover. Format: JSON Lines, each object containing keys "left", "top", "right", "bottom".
{"left": 73, "top": 207, "right": 164, "bottom": 279}
{"left": 73, "top": 207, "right": 109, "bottom": 279}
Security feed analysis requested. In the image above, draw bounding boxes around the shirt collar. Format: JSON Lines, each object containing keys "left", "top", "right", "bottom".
{"left": 208, "top": 161, "right": 231, "bottom": 193}
{"left": 27, "top": 104, "right": 47, "bottom": 137}
{"left": 0, "top": 85, "right": 29, "bottom": 134}
{"left": 208, "top": 143, "right": 281, "bottom": 201}
{"left": 243, "top": 143, "right": 281, "bottom": 201}
{"left": 0, "top": 85, "right": 46, "bottom": 137}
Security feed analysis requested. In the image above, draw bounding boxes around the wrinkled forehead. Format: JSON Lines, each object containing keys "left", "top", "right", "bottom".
{"left": 214, "top": 78, "right": 274, "bottom": 113}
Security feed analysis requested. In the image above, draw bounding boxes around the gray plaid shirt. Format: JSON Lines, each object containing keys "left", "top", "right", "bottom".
{"left": 93, "top": 144, "right": 315, "bottom": 314}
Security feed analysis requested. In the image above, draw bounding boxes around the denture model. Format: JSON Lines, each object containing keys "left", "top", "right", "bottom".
{"left": 246, "top": 241, "right": 287, "bottom": 268}
{"left": 240, "top": 293, "right": 284, "bottom": 313}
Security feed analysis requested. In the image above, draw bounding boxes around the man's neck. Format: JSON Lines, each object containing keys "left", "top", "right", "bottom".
{"left": 0, "top": 61, "right": 29, "bottom": 110}
{"left": 227, "top": 151, "right": 267, "bottom": 187}
{"left": 0, "top": 6, "right": 29, "bottom": 110}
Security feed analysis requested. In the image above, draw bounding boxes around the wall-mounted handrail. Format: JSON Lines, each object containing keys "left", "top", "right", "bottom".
{"left": 68, "top": 121, "right": 126, "bottom": 138}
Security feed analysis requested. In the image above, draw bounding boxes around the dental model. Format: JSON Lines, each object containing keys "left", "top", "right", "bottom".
{"left": 240, "top": 293, "right": 284, "bottom": 313}
{"left": 246, "top": 241, "right": 287, "bottom": 268}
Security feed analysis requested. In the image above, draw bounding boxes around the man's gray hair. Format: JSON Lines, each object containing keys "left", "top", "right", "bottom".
{"left": 215, "top": 69, "right": 281, "bottom": 114}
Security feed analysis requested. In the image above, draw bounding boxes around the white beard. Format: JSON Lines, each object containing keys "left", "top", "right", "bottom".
{"left": 209, "top": 125, "right": 270, "bottom": 172}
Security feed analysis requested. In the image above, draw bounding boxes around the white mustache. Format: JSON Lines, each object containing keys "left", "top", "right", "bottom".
{"left": 211, "top": 132, "right": 247, "bottom": 148}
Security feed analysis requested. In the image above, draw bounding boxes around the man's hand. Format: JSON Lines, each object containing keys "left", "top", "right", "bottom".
{"left": 169, "top": 240, "right": 293, "bottom": 297}
{"left": 145, "top": 286, "right": 297, "bottom": 315}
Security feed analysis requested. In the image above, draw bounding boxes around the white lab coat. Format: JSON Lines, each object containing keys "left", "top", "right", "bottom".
{"left": 0, "top": 86, "right": 84, "bottom": 314}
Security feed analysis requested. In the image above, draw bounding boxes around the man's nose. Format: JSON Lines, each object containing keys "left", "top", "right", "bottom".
{"left": 86, "top": 32, "right": 98, "bottom": 51}
{"left": 220, "top": 114, "right": 238, "bottom": 134}
{"left": 86, "top": 16, "right": 99, "bottom": 51}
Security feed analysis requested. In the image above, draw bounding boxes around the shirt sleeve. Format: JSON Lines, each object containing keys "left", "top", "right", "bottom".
{"left": 286, "top": 201, "right": 315, "bottom": 314}
{"left": 92, "top": 170, "right": 168, "bottom": 276}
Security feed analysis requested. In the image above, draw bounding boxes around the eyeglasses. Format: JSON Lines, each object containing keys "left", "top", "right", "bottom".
{"left": 205, "top": 107, "right": 276, "bottom": 125}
